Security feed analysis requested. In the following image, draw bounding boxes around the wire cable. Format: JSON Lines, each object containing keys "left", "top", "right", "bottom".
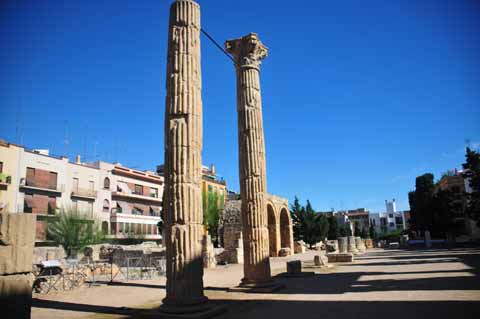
{"left": 200, "top": 28, "right": 237, "bottom": 66}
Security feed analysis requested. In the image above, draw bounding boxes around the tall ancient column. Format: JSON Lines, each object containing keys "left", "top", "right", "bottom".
{"left": 162, "top": 0, "right": 206, "bottom": 309}
{"left": 226, "top": 33, "right": 276, "bottom": 288}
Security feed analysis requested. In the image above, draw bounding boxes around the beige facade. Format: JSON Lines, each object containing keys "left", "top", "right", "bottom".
{"left": 0, "top": 140, "right": 164, "bottom": 241}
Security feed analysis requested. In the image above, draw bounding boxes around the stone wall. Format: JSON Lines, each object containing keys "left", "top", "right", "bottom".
{"left": 0, "top": 213, "right": 36, "bottom": 319}
{"left": 218, "top": 200, "right": 243, "bottom": 264}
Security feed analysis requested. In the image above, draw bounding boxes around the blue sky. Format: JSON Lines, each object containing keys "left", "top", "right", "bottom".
{"left": 1, "top": 0, "right": 479, "bottom": 212}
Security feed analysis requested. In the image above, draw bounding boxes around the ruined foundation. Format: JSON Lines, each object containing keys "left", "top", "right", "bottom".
{"left": 0, "top": 213, "right": 36, "bottom": 319}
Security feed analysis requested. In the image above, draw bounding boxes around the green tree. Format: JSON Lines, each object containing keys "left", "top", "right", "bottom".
{"left": 291, "top": 198, "right": 329, "bottom": 248}
{"left": 368, "top": 224, "right": 377, "bottom": 239}
{"left": 462, "top": 147, "right": 480, "bottom": 227}
{"left": 203, "top": 190, "right": 221, "bottom": 246}
{"left": 353, "top": 222, "right": 361, "bottom": 237}
{"left": 410, "top": 173, "right": 435, "bottom": 231}
{"left": 360, "top": 227, "right": 368, "bottom": 239}
{"left": 47, "top": 209, "right": 104, "bottom": 258}
{"left": 327, "top": 215, "right": 339, "bottom": 240}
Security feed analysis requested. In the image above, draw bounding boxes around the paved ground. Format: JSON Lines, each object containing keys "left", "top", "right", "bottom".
{"left": 32, "top": 247, "right": 480, "bottom": 319}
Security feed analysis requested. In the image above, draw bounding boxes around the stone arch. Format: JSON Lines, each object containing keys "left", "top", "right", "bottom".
{"left": 267, "top": 202, "right": 280, "bottom": 257}
{"left": 280, "top": 206, "right": 293, "bottom": 253}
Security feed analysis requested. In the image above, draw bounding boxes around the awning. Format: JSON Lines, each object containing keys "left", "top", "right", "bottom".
{"left": 117, "top": 182, "right": 131, "bottom": 194}
{"left": 48, "top": 197, "right": 57, "bottom": 210}
{"left": 116, "top": 201, "right": 132, "bottom": 213}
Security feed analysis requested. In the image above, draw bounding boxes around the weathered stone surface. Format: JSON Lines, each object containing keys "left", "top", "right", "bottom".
{"left": 202, "top": 234, "right": 216, "bottom": 269}
{"left": 294, "top": 241, "right": 307, "bottom": 254}
{"left": 314, "top": 254, "right": 329, "bottom": 266}
{"left": 365, "top": 238, "right": 374, "bottom": 249}
{"left": 278, "top": 247, "right": 291, "bottom": 257}
{"left": 0, "top": 213, "right": 36, "bottom": 275}
{"left": 347, "top": 236, "right": 358, "bottom": 253}
{"left": 226, "top": 33, "right": 272, "bottom": 286}
{"left": 162, "top": 0, "right": 206, "bottom": 308}
{"left": 327, "top": 253, "right": 354, "bottom": 263}
{"left": 287, "top": 260, "right": 302, "bottom": 274}
{"left": 338, "top": 237, "right": 348, "bottom": 253}
{"left": 33, "top": 246, "right": 66, "bottom": 264}
{"left": 0, "top": 273, "right": 32, "bottom": 319}
{"left": 355, "top": 236, "right": 366, "bottom": 253}
{"left": 218, "top": 200, "right": 244, "bottom": 264}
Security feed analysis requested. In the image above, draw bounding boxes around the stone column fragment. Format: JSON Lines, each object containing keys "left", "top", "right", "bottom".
{"left": 162, "top": 0, "right": 206, "bottom": 308}
{"left": 225, "top": 33, "right": 274, "bottom": 287}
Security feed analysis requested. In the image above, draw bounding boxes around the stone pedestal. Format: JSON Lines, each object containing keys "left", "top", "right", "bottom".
{"left": 347, "top": 236, "right": 358, "bottom": 253}
{"left": 327, "top": 253, "right": 354, "bottom": 263}
{"left": 294, "top": 241, "right": 307, "bottom": 254}
{"left": 226, "top": 33, "right": 281, "bottom": 292}
{"left": 355, "top": 237, "right": 366, "bottom": 253}
{"left": 287, "top": 260, "right": 302, "bottom": 274}
{"left": 202, "top": 234, "right": 216, "bottom": 269}
{"left": 338, "top": 237, "right": 348, "bottom": 253}
{"left": 0, "top": 213, "right": 36, "bottom": 319}
{"left": 160, "top": 1, "right": 224, "bottom": 317}
{"left": 314, "top": 255, "right": 329, "bottom": 266}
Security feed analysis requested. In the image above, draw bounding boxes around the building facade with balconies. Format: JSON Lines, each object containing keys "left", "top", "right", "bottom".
{"left": 0, "top": 139, "right": 164, "bottom": 241}
{"left": 91, "top": 161, "right": 163, "bottom": 240}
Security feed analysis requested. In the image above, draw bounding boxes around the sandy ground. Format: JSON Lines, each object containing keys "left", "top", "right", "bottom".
{"left": 32, "top": 248, "right": 480, "bottom": 319}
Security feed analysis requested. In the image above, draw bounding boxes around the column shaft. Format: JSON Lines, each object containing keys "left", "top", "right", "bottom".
{"left": 163, "top": 0, "right": 206, "bottom": 306}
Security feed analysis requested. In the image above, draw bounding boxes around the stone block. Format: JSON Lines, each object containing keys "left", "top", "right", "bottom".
{"left": 287, "top": 260, "right": 302, "bottom": 274}
{"left": 314, "top": 254, "right": 328, "bottom": 266}
{"left": 0, "top": 273, "right": 32, "bottom": 319}
{"left": 338, "top": 237, "right": 348, "bottom": 253}
{"left": 365, "top": 238, "right": 374, "bottom": 249}
{"left": 0, "top": 213, "right": 36, "bottom": 275}
{"left": 278, "top": 247, "right": 291, "bottom": 257}
{"left": 347, "top": 236, "right": 358, "bottom": 253}
{"left": 294, "top": 241, "right": 306, "bottom": 254}
{"left": 327, "top": 253, "right": 354, "bottom": 263}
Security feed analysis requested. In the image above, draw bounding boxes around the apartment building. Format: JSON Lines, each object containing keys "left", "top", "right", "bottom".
{"left": 370, "top": 199, "right": 407, "bottom": 234}
{"left": 0, "top": 140, "right": 163, "bottom": 241}
{"left": 157, "top": 163, "right": 227, "bottom": 210}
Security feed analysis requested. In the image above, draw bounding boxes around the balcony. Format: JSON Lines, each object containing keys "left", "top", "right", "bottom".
{"left": 20, "top": 179, "right": 64, "bottom": 195}
{"left": 0, "top": 173, "right": 11, "bottom": 189}
{"left": 112, "top": 191, "right": 162, "bottom": 203}
{"left": 71, "top": 187, "right": 97, "bottom": 200}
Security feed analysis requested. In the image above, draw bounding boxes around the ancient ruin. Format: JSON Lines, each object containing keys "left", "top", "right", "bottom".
{"left": 0, "top": 212, "right": 36, "bottom": 318}
{"left": 225, "top": 33, "right": 281, "bottom": 290}
{"left": 160, "top": 0, "right": 221, "bottom": 316}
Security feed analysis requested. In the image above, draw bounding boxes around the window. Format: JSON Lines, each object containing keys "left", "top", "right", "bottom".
{"left": 208, "top": 185, "right": 212, "bottom": 193}
{"left": 389, "top": 222, "right": 395, "bottom": 227}
{"left": 395, "top": 217, "right": 403, "bottom": 225}
{"left": 88, "top": 180, "right": 94, "bottom": 190}
{"left": 72, "top": 178, "right": 79, "bottom": 191}
{"left": 103, "top": 199, "right": 110, "bottom": 212}
{"left": 26, "top": 167, "right": 35, "bottom": 186}
{"left": 380, "top": 217, "right": 387, "bottom": 226}
{"left": 0, "top": 161, "right": 3, "bottom": 173}
{"left": 150, "top": 187, "right": 158, "bottom": 198}
{"left": 103, "top": 177, "right": 110, "bottom": 189}
{"left": 388, "top": 214, "right": 393, "bottom": 218}
{"left": 132, "top": 207, "right": 143, "bottom": 215}
{"left": 49, "top": 172, "right": 57, "bottom": 190}
{"left": 116, "top": 202, "right": 122, "bottom": 213}
{"left": 134, "top": 184, "right": 143, "bottom": 195}
{"left": 24, "top": 194, "right": 33, "bottom": 213}
{"left": 48, "top": 196, "right": 56, "bottom": 215}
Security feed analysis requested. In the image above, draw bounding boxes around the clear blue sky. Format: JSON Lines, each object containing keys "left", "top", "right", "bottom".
{"left": 1, "top": 0, "right": 479, "bottom": 213}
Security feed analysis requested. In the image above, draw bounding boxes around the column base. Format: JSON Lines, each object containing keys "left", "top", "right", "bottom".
{"left": 141, "top": 299, "right": 226, "bottom": 319}
{"left": 228, "top": 278, "right": 285, "bottom": 293}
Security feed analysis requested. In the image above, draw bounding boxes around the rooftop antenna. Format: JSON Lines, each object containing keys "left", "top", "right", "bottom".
{"left": 63, "top": 120, "right": 70, "bottom": 156}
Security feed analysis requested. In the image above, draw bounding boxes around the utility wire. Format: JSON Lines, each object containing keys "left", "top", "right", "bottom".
{"left": 201, "top": 28, "right": 237, "bottom": 66}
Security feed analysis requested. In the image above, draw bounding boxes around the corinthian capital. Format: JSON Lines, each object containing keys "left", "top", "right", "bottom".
{"left": 225, "top": 33, "right": 268, "bottom": 69}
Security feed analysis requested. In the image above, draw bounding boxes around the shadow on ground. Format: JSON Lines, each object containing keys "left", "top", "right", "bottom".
{"left": 32, "top": 248, "right": 480, "bottom": 319}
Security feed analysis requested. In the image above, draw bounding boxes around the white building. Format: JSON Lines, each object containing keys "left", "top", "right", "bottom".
{"left": 370, "top": 199, "right": 407, "bottom": 234}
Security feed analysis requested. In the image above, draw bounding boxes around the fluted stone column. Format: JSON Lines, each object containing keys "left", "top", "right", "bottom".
{"left": 225, "top": 33, "right": 273, "bottom": 287}
{"left": 163, "top": 0, "right": 206, "bottom": 308}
